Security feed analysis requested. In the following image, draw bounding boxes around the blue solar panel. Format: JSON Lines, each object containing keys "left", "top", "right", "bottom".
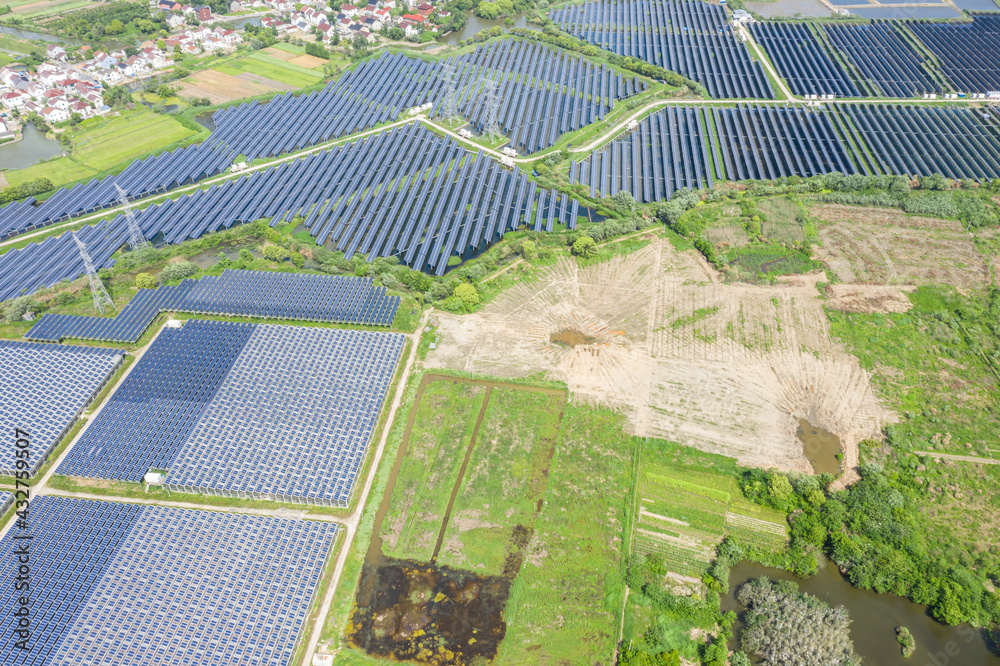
{"left": 25, "top": 270, "right": 400, "bottom": 344}
{"left": 0, "top": 341, "right": 123, "bottom": 477}
{"left": 56, "top": 320, "right": 404, "bottom": 506}
{"left": 549, "top": 0, "right": 774, "bottom": 100}
{"left": 57, "top": 320, "right": 256, "bottom": 482}
{"left": 910, "top": 15, "right": 1000, "bottom": 93}
{"left": 751, "top": 23, "right": 860, "bottom": 97}
{"left": 165, "top": 325, "right": 405, "bottom": 506}
{"left": 0, "top": 496, "right": 338, "bottom": 666}
{"left": 0, "top": 491, "right": 12, "bottom": 516}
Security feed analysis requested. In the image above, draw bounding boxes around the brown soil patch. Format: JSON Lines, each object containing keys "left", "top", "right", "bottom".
{"left": 811, "top": 204, "right": 988, "bottom": 290}
{"left": 263, "top": 46, "right": 296, "bottom": 61}
{"left": 824, "top": 283, "right": 915, "bottom": 314}
{"left": 177, "top": 70, "right": 279, "bottom": 104}
{"left": 288, "top": 53, "right": 327, "bottom": 69}
{"left": 425, "top": 238, "right": 895, "bottom": 479}
{"left": 234, "top": 72, "right": 298, "bottom": 91}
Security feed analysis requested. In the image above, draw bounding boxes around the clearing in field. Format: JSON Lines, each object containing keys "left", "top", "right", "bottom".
{"left": 215, "top": 52, "right": 324, "bottom": 89}
{"left": 177, "top": 70, "right": 284, "bottom": 104}
{"left": 288, "top": 54, "right": 328, "bottom": 69}
{"left": 71, "top": 108, "right": 196, "bottom": 172}
{"left": 347, "top": 374, "right": 566, "bottom": 664}
{"left": 811, "top": 204, "right": 990, "bottom": 290}
{"left": 426, "top": 235, "right": 893, "bottom": 477}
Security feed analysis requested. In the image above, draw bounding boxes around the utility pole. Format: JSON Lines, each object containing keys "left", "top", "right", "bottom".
{"left": 482, "top": 77, "right": 503, "bottom": 142}
{"left": 73, "top": 233, "right": 115, "bottom": 314}
{"left": 115, "top": 183, "right": 149, "bottom": 252}
{"left": 441, "top": 62, "right": 460, "bottom": 124}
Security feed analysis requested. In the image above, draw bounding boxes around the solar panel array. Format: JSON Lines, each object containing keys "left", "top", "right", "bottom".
{"left": 750, "top": 23, "right": 859, "bottom": 98}
{"left": 26, "top": 270, "right": 399, "bottom": 344}
{"left": 166, "top": 326, "right": 404, "bottom": 506}
{"left": 0, "top": 496, "right": 143, "bottom": 666}
{"left": 0, "top": 124, "right": 577, "bottom": 299}
{"left": 711, "top": 105, "right": 858, "bottom": 180}
{"left": 0, "top": 491, "right": 12, "bottom": 516}
{"left": 549, "top": 0, "right": 774, "bottom": 99}
{"left": 0, "top": 496, "right": 337, "bottom": 666}
{"left": 433, "top": 39, "right": 646, "bottom": 153}
{"left": 0, "top": 341, "right": 123, "bottom": 477}
{"left": 57, "top": 321, "right": 404, "bottom": 506}
{"left": 0, "top": 52, "right": 437, "bottom": 240}
{"left": 0, "top": 140, "right": 235, "bottom": 239}
{"left": 840, "top": 105, "right": 1000, "bottom": 180}
{"left": 910, "top": 15, "right": 1000, "bottom": 94}
{"left": 58, "top": 321, "right": 257, "bottom": 482}
{"left": 569, "top": 106, "right": 713, "bottom": 202}
{"left": 823, "top": 22, "right": 941, "bottom": 98}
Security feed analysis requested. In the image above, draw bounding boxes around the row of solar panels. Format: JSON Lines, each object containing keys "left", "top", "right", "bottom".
{"left": 0, "top": 341, "right": 123, "bottom": 476}
{"left": 571, "top": 106, "right": 714, "bottom": 203}
{"left": 25, "top": 270, "right": 399, "bottom": 344}
{"left": 0, "top": 496, "right": 337, "bottom": 666}
{"left": 432, "top": 39, "right": 645, "bottom": 154}
{"left": 56, "top": 321, "right": 404, "bottom": 506}
{"left": 549, "top": 0, "right": 775, "bottom": 100}
{"left": 751, "top": 23, "right": 860, "bottom": 98}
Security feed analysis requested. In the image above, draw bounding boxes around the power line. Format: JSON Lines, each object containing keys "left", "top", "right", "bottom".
{"left": 72, "top": 233, "right": 115, "bottom": 315}
{"left": 115, "top": 184, "right": 149, "bottom": 252}
{"left": 482, "top": 78, "right": 503, "bottom": 142}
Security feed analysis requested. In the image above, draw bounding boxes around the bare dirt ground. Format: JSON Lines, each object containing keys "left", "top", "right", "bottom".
{"left": 824, "top": 283, "right": 915, "bottom": 314}
{"left": 288, "top": 54, "right": 327, "bottom": 69}
{"left": 425, "top": 237, "right": 894, "bottom": 478}
{"left": 177, "top": 70, "right": 284, "bottom": 104}
{"left": 811, "top": 204, "right": 989, "bottom": 290}
{"left": 263, "top": 46, "right": 295, "bottom": 61}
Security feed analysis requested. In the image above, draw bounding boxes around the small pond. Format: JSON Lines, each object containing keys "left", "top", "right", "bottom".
{"left": 0, "top": 123, "right": 62, "bottom": 171}
{"left": 724, "top": 560, "right": 1000, "bottom": 666}
{"left": 440, "top": 12, "right": 532, "bottom": 45}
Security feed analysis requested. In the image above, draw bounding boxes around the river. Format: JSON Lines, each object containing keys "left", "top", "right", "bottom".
{"left": 0, "top": 123, "right": 62, "bottom": 170}
{"left": 724, "top": 560, "right": 1000, "bottom": 666}
{"left": 0, "top": 24, "right": 85, "bottom": 46}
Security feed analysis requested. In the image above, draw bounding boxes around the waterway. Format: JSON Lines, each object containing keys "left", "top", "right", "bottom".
{"left": 724, "top": 560, "right": 1000, "bottom": 666}
{"left": 440, "top": 12, "right": 532, "bottom": 45}
{"left": 0, "top": 24, "right": 85, "bottom": 46}
{"left": 0, "top": 123, "right": 62, "bottom": 170}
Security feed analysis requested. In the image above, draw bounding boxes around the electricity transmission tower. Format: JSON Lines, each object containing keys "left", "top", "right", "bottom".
{"left": 73, "top": 233, "right": 115, "bottom": 315}
{"left": 115, "top": 183, "right": 149, "bottom": 251}
{"left": 482, "top": 77, "right": 503, "bottom": 142}
{"left": 441, "top": 62, "right": 460, "bottom": 123}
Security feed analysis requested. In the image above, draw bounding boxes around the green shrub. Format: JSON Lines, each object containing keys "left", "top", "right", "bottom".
{"left": 135, "top": 273, "right": 156, "bottom": 289}
{"left": 238, "top": 248, "right": 254, "bottom": 263}
{"left": 262, "top": 245, "right": 290, "bottom": 262}
{"left": 453, "top": 283, "right": 479, "bottom": 308}
{"left": 159, "top": 261, "right": 198, "bottom": 282}
{"left": 572, "top": 235, "right": 597, "bottom": 258}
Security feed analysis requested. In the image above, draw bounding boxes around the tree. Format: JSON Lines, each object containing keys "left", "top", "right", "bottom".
{"left": 262, "top": 245, "right": 290, "bottom": 262}
{"left": 572, "top": 235, "right": 597, "bottom": 258}
{"left": 453, "top": 283, "right": 479, "bottom": 308}
{"left": 157, "top": 38, "right": 166, "bottom": 49}
{"left": 767, "top": 473, "right": 793, "bottom": 504}
{"left": 3, "top": 296, "right": 33, "bottom": 323}
{"left": 238, "top": 248, "right": 254, "bottom": 263}
{"left": 135, "top": 273, "right": 157, "bottom": 289}
{"left": 387, "top": 25, "right": 403, "bottom": 40}
{"left": 305, "top": 41, "right": 330, "bottom": 59}
{"left": 156, "top": 83, "right": 177, "bottom": 98}
{"left": 352, "top": 34, "right": 370, "bottom": 59}
{"left": 106, "top": 19, "right": 124, "bottom": 34}
{"left": 919, "top": 173, "right": 950, "bottom": 191}
{"left": 520, "top": 239, "right": 537, "bottom": 259}
{"left": 159, "top": 261, "right": 198, "bottom": 282}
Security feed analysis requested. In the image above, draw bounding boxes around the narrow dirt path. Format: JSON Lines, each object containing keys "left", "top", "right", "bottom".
{"left": 300, "top": 310, "right": 430, "bottom": 665}
{"left": 914, "top": 452, "right": 1000, "bottom": 465}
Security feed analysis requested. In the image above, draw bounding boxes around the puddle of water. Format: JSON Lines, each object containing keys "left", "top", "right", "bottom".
{"left": 187, "top": 241, "right": 260, "bottom": 269}
{"left": 550, "top": 329, "right": 596, "bottom": 348}
{"left": 724, "top": 560, "right": 1000, "bottom": 666}
{"left": 0, "top": 123, "right": 62, "bottom": 170}
{"left": 797, "top": 418, "right": 841, "bottom": 475}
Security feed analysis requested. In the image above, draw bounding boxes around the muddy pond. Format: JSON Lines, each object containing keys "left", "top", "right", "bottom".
{"left": 797, "top": 418, "right": 842, "bottom": 475}
{"left": 724, "top": 560, "right": 1000, "bottom": 665}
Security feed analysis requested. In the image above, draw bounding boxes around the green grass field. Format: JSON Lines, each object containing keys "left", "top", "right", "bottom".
{"left": 379, "top": 378, "right": 487, "bottom": 563}
{"left": 268, "top": 42, "right": 305, "bottom": 56}
{"left": 499, "top": 402, "right": 632, "bottom": 664}
{"left": 3, "top": 156, "right": 98, "bottom": 188}
{"left": 71, "top": 108, "right": 196, "bottom": 171}
{"left": 12, "top": 0, "right": 92, "bottom": 19}
{"left": 435, "top": 386, "right": 563, "bottom": 576}
{"left": 216, "top": 52, "right": 324, "bottom": 88}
